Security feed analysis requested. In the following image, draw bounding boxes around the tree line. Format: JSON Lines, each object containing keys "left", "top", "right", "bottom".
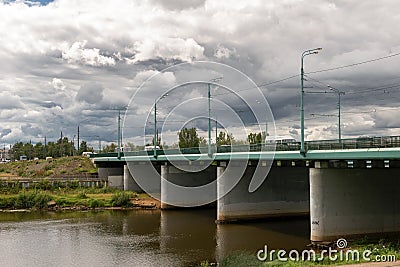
{"left": 10, "top": 138, "right": 93, "bottom": 160}
{"left": 23, "top": 128, "right": 266, "bottom": 157}
{"left": 177, "top": 127, "right": 266, "bottom": 148}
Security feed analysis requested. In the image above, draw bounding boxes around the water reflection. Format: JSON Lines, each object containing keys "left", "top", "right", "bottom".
{"left": 0, "top": 209, "right": 309, "bottom": 266}
{"left": 160, "top": 209, "right": 216, "bottom": 265}
{"left": 216, "top": 218, "right": 310, "bottom": 262}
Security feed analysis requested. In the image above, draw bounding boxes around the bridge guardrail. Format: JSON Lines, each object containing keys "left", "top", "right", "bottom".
{"left": 90, "top": 135, "right": 400, "bottom": 159}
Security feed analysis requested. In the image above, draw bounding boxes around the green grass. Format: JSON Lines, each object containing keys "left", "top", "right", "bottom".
{"left": 199, "top": 240, "right": 400, "bottom": 267}
{"left": 0, "top": 188, "right": 140, "bottom": 210}
{"left": 0, "top": 156, "right": 98, "bottom": 178}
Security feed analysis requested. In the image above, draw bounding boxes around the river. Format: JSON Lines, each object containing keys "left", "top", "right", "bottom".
{"left": 0, "top": 209, "right": 310, "bottom": 266}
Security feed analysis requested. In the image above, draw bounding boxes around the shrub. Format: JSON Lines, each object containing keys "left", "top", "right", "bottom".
{"left": 37, "top": 179, "right": 51, "bottom": 190}
{"left": 34, "top": 193, "right": 52, "bottom": 209}
{"left": 110, "top": 191, "right": 133, "bottom": 207}
{"left": 44, "top": 164, "right": 53, "bottom": 171}
{"left": 89, "top": 198, "right": 104, "bottom": 208}
{"left": 0, "top": 197, "right": 14, "bottom": 209}
{"left": 14, "top": 192, "right": 36, "bottom": 209}
{"left": 67, "top": 180, "right": 80, "bottom": 189}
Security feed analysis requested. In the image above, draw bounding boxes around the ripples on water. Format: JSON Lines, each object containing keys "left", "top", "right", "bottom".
{"left": 0, "top": 210, "right": 309, "bottom": 266}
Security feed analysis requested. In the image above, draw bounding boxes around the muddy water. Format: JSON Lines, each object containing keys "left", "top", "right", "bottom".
{"left": 0, "top": 209, "right": 309, "bottom": 266}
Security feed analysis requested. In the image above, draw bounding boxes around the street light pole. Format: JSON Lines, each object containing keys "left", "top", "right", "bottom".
{"left": 207, "top": 77, "right": 223, "bottom": 157}
{"left": 154, "top": 99, "right": 157, "bottom": 158}
{"left": 117, "top": 109, "right": 121, "bottom": 159}
{"left": 153, "top": 94, "right": 168, "bottom": 158}
{"left": 208, "top": 82, "right": 211, "bottom": 156}
{"left": 300, "top": 47, "right": 322, "bottom": 155}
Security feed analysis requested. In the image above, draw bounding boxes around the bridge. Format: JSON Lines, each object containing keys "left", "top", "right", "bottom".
{"left": 92, "top": 135, "right": 400, "bottom": 242}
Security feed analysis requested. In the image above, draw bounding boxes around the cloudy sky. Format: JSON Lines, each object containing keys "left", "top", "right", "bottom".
{"left": 1, "top": 0, "right": 400, "bottom": 149}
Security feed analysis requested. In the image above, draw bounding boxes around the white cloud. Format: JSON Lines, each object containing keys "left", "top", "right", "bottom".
{"left": 214, "top": 44, "right": 237, "bottom": 59}
{"left": 128, "top": 38, "right": 205, "bottom": 64}
{"left": 51, "top": 78, "right": 66, "bottom": 91}
{"left": 62, "top": 41, "right": 116, "bottom": 67}
{"left": 0, "top": 92, "right": 24, "bottom": 109}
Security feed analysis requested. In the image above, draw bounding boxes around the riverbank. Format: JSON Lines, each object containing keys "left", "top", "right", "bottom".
{"left": 199, "top": 239, "right": 400, "bottom": 267}
{"left": 0, "top": 188, "right": 160, "bottom": 211}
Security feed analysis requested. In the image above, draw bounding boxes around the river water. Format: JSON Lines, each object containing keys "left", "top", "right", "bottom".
{"left": 0, "top": 209, "right": 309, "bottom": 266}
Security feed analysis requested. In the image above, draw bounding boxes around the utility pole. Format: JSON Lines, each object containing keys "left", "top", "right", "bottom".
{"left": 207, "top": 77, "right": 223, "bottom": 157}
{"left": 215, "top": 118, "right": 218, "bottom": 146}
{"left": 117, "top": 110, "right": 121, "bottom": 159}
{"left": 154, "top": 99, "right": 157, "bottom": 158}
{"left": 328, "top": 86, "right": 345, "bottom": 143}
{"left": 60, "top": 131, "right": 63, "bottom": 157}
{"left": 77, "top": 125, "right": 80, "bottom": 154}
{"left": 44, "top": 136, "right": 46, "bottom": 159}
{"left": 208, "top": 82, "right": 211, "bottom": 156}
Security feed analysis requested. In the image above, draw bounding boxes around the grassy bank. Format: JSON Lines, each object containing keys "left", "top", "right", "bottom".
{"left": 200, "top": 239, "right": 400, "bottom": 266}
{"left": 0, "top": 187, "right": 153, "bottom": 210}
{"left": 0, "top": 156, "right": 97, "bottom": 178}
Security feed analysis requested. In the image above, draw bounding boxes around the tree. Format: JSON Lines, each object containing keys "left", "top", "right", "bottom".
{"left": 217, "top": 131, "right": 235, "bottom": 146}
{"left": 150, "top": 135, "right": 163, "bottom": 148}
{"left": 178, "top": 127, "right": 201, "bottom": 148}
{"left": 102, "top": 143, "right": 117, "bottom": 153}
{"left": 34, "top": 142, "right": 44, "bottom": 159}
{"left": 78, "top": 141, "right": 89, "bottom": 155}
{"left": 247, "top": 132, "right": 263, "bottom": 144}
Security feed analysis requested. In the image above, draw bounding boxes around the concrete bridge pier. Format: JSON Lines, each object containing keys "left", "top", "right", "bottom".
{"left": 124, "top": 162, "right": 161, "bottom": 200}
{"left": 310, "top": 160, "right": 400, "bottom": 242}
{"left": 160, "top": 162, "right": 217, "bottom": 209}
{"left": 217, "top": 160, "right": 309, "bottom": 223}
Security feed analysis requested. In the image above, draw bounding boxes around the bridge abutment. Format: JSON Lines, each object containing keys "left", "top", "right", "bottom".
{"left": 124, "top": 162, "right": 161, "bottom": 198}
{"left": 310, "top": 160, "right": 400, "bottom": 242}
{"left": 98, "top": 166, "right": 124, "bottom": 189}
{"left": 217, "top": 161, "right": 309, "bottom": 223}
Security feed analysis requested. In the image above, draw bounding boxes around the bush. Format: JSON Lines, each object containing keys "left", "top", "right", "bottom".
{"left": 110, "top": 191, "right": 133, "bottom": 207}
{"left": 0, "top": 197, "right": 14, "bottom": 209}
{"left": 34, "top": 193, "right": 52, "bottom": 209}
{"left": 14, "top": 192, "right": 36, "bottom": 209}
{"left": 67, "top": 180, "right": 80, "bottom": 189}
{"left": 89, "top": 198, "right": 104, "bottom": 208}
{"left": 37, "top": 179, "right": 51, "bottom": 190}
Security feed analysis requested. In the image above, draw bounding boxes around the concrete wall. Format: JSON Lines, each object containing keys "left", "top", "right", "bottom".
{"left": 217, "top": 162, "right": 309, "bottom": 222}
{"left": 310, "top": 166, "right": 400, "bottom": 241}
{"left": 98, "top": 166, "right": 124, "bottom": 189}
{"left": 124, "top": 162, "right": 161, "bottom": 201}
{"left": 124, "top": 164, "right": 161, "bottom": 193}
{"left": 161, "top": 163, "right": 217, "bottom": 209}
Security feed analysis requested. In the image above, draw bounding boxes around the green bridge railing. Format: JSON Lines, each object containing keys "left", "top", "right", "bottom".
{"left": 90, "top": 135, "right": 400, "bottom": 159}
